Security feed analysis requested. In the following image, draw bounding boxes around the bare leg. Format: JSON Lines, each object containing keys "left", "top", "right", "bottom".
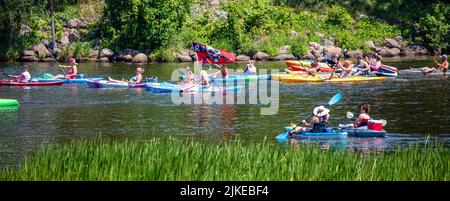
{"left": 53, "top": 74, "right": 67, "bottom": 79}
{"left": 420, "top": 67, "right": 435, "bottom": 73}
{"left": 108, "top": 76, "right": 127, "bottom": 84}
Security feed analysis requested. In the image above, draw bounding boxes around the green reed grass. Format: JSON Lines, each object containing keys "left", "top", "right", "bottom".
{"left": 1, "top": 138, "right": 449, "bottom": 181}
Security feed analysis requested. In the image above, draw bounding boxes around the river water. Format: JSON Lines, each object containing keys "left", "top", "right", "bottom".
{"left": 0, "top": 56, "right": 449, "bottom": 166}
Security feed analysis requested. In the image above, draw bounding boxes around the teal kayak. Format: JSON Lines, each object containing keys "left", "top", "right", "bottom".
{"left": 276, "top": 126, "right": 348, "bottom": 141}
{"left": 0, "top": 99, "right": 19, "bottom": 107}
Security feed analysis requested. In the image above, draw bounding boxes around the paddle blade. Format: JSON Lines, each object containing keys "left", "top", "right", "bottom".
{"left": 328, "top": 92, "right": 342, "bottom": 105}
{"left": 275, "top": 132, "right": 289, "bottom": 142}
{"left": 380, "top": 119, "right": 387, "bottom": 126}
{"left": 346, "top": 111, "right": 354, "bottom": 119}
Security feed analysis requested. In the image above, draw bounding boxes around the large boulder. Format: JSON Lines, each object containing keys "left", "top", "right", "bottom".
{"left": 40, "top": 39, "right": 50, "bottom": 48}
{"left": 60, "top": 32, "right": 70, "bottom": 46}
{"left": 279, "top": 45, "right": 291, "bottom": 55}
{"left": 235, "top": 55, "right": 250, "bottom": 61}
{"left": 41, "top": 57, "right": 55, "bottom": 62}
{"left": 97, "top": 57, "right": 110, "bottom": 62}
{"left": 122, "top": 48, "right": 140, "bottom": 56}
{"left": 364, "top": 51, "right": 378, "bottom": 58}
{"left": 67, "top": 18, "right": 88, "bottom": 29}
{"left": 117, "top": 54, "right": 133, "bottom": 62}
{"left": 67, "top": 28, "right": 80, "bottom": 42}
{"left": 19, "top": 25, "right": 32, "bottom": 36}
{"left": 290, "top": 30, "right": 298, "bottom": 38}
{"left": 32, "top": 43, "right": 49, "bottom": 58}
{"left": 22, "top": 50, "right": 36, "bottom": 57}
{"left": 132, "top": 53, "right": 148, "bottom": 63}
{"left": 253, "top": 52, "right": 269, "bottom": 61}
{"left": 174, "top": 49, "right": 193, "bottom": 62}
{"left": 379, "top": 47, "right": 401, "bottom": 57}
{"left": 364, "top": 41, "right": 377, "bottom": 51}
{"left": 315, "top": 32, "right": 325, "bottom": 38}
{"left": 415, "top": 46, "right": 428, "bottom": 55}
{"left": 20, "top": 56, "right": 39, "bottom": 62}
{"left": 308, "top": 42, "right": 321, "bottom": 50}
{"left": 344, "top": 50, "right": 363, "bottom": 58}
{"left": 269, "top": 54, "right": 298, "bottom": 61}
{"left": 88, "top": 49, "right": 99, "bottom": 58}
{"left": 385, "top": 38, "right": 401, "bottom": 48}
{"left": 324, "top": 46, "right": 342, "bottom": 56}
{"left": 302, "top": 53, "right": 316, "bottom": 60}
{"left": 322, "top": 39, "right": 334, "bottom": 47}
{"left": 100, "top": 48, "right": 114, "bottom": 59}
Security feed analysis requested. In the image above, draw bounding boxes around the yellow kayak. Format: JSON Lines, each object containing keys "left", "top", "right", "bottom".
{"left": 272, "top": 74, "right": 388, "bottom": 83}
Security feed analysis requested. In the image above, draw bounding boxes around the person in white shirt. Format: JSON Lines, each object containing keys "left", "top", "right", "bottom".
{"left": 8, "top": 65, "right": 31, "bottom": 82}
{"left": 244, "top": 60, "right": 257, "bottom": 74}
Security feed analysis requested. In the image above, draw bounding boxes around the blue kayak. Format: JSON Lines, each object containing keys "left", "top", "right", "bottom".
{"left": 146, "top": 82, "right": 242, "bottom": 93}
{"left": 276, "top": 126, "right": 348, "bottom": 141}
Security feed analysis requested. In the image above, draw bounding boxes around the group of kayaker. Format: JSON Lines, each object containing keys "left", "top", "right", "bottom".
{"left": 3, "top": 57, "right": 78, "bottom": 83}
{"left": 286, "top": 50, "right": 389, "bottom": 79}
{"left": 288, "top": 104, "right": 372, "bottom": 135}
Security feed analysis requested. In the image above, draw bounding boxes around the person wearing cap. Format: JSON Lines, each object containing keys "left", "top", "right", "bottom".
{"left": 108, "top": 67, "right": 144, "bottom": 87}
{"left": 317, "top": 49, "right": 331, "bottom": 62}
{"left": 420, "top": 54, "right": 448, "bottom": 74}
{"left": 288, "top": 105, "right": 331, "bottom": 135}
{"left": 8, "top": 65, "right": 32, "bottom": 82}
{"left": 353, "top": 55, "right": 371, "bottom": 76}
{"left": 53, "top": 58, "right": 78, "bottom": 79}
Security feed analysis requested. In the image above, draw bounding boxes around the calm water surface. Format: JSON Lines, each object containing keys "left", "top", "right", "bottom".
{"left": 0, "top": 56, "right": 449, "bottom": 166}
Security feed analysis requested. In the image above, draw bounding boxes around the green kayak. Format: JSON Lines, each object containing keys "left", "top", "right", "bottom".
{"left": 0, "top": 99, "right": 19, "bottom": 107}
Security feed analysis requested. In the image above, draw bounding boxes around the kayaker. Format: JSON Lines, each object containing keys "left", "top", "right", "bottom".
{"left": 108, "top": 67, "right": 144, "bottom": 87}
{"left": 353, "top": 55, "right": 371, "bottom": 76}
{"left": 8, "top": 65, "right": 32, "bottom": 82}
{"left": 340, "top": 104, "right": 371, "bottom": 129}
{"left": 289, "top": 106, "right": 330, "bottom": 135}
{"left": 53, "top": 57, "right": 77, "bottom": 79}
{"left": 243, "top": 60, "right": 257, "bottom": 74}
{"left": 317, "top": 49, "right": 331, "bottom": 62}
{"left": 338, "top": 60, "right": 354, "bottom": 77}
{"left": 212, "top": 64, "right": 230, "bottom": 78}
{"left": 199, "top": 70, "right": 211, "bottom": 88}
{"left": 368, "top": 55, "right": 382, "bottom": 72}
{"left": 420, "top": 54, "right": 448, "bottom": 74}
{"left": 326, "top": 54, "right": 340, "bottom": 68}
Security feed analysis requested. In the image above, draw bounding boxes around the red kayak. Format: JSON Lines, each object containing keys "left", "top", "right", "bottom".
{"left": 0, "top": 80, "right": 64, "bottom": 86}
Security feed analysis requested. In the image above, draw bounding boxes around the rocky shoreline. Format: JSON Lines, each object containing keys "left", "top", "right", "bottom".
{"left": 17, "top": 18, "right": 430, "bottom": 64}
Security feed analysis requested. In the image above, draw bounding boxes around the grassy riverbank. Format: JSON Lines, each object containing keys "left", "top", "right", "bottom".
{"left": 1, "top": 138, "right": 449, "bottom": 181}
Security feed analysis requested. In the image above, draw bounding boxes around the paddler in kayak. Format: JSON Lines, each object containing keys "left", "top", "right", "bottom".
{"left": 317, "top": 49, "right": 331, "bottom": 63}
{"left": 107, "top": 67, "right": 144, "bottom": 87}
{"left": 243, "top": 60, "right": 257, "bottom": 75}
{"left": 7, "top": 65, "right": 32, "bottom": 82}
{"left": 199, "top": 70, "right": 211, "bottom": 88}
{"left": 420, "top": 54, "right": 448, "bottom": 74}
{"left": 285, "top": 60, "right": 320, "bottom": 76}
{"left": 53, "top": 57, "right": 78, "bottom": 79}
{"left": 367, "top": 54, "right": 382, "bottom": 72}
{"left": 209, "top": 64, "right": 230, "bottom": 79}
{"left": 353, "top": 55, "right": 371, "bottom": 76}
{"left": 338, "top": 60, "right": 354, "bottom": 77}
{"left": 288, "top": 106, "right": 331, "bottom": 135}
{"left": 340, "top": 104, "right": 371, "bottom": 129}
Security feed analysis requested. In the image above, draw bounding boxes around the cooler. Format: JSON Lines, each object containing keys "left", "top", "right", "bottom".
{"left": 368, "top": 120, "right": 383, "bottom": 131}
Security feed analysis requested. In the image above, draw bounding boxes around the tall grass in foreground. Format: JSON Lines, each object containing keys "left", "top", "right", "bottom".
{"left": 1, "top": 138, "right": 449, "bottom": 181}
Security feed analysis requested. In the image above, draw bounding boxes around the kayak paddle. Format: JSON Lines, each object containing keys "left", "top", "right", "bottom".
{"left": 49, "top": 51, "right": 72, "bottom": 84}
{"left": 276, "top": 91, "right": 343, "bottom": 140}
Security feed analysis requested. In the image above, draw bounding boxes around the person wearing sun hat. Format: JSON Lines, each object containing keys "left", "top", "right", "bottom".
{"left": 53, "top": 57, "right": 78, "bottom": 79}
{"left": 420, "top": 54, "right": 448, "bottom": 74}
{"left": 108, "top": 67, "right": 145, "bottom": 87}
{"left": 288, "top": 105, "right": 331, "bottom": 135}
